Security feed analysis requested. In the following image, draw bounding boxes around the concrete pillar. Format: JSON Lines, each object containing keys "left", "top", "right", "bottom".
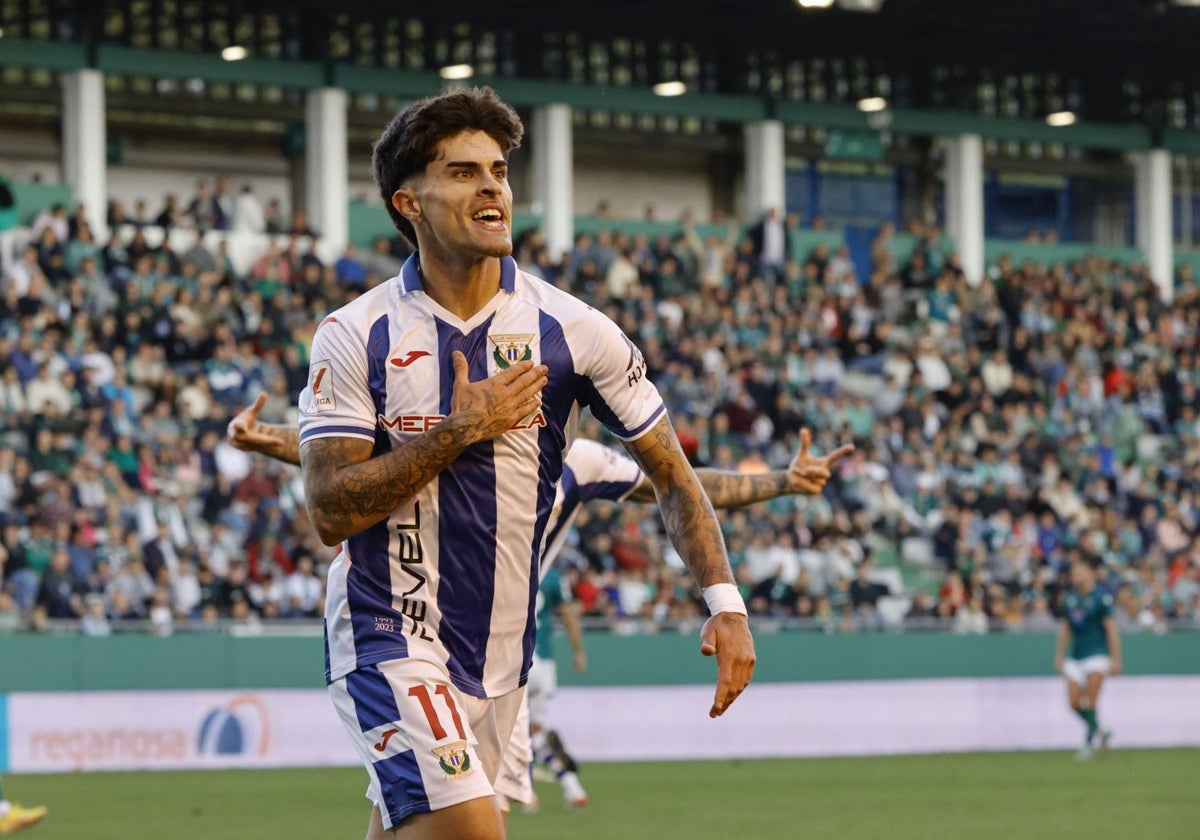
{"left": 305, "top": 87, "right": 348, "bottom": 252}
{"left": 944, "top": 134, "right": 984, "bottom": 286}
{"left": 531, "top": 104, "right": 573, "bottom": 262}
{"left": 743, "top": 120, "right": 786, "bottom": 221}
{"left": 1134, "top": 149, "right": 1174, "bottom": 302}
{"left": 61, "top": 69, "right": 108, "bottom": 239}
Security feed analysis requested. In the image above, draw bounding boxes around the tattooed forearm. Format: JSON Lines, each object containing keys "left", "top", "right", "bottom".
{"left": 262, "top": 423, "right": 302, "bottom": 466}
{"left": 624, "top": 417, "right": 734, "bottom": 588}
{"left": 695, "top": 470, "right": 790, "bottom": 509}
{"left": 300, "top": 412, "right": 482, "bottom": 546}
{"left": 625, "top": 469, "right": 790, "bottom": 508}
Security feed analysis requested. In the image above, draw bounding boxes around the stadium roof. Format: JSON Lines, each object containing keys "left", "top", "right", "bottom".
{"left": 7, "top": 0, "right": 1200, "bottom": 130}
{"left": 294, "top": 0, "right": 1200, "bottom": 121}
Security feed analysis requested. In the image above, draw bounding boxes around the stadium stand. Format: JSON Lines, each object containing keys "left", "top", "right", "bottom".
{"left": 2, "top": 0, "right": 1199, "bottom": 645}
{"left": 1, "top": 190, "right": 1197, "bottom": 637}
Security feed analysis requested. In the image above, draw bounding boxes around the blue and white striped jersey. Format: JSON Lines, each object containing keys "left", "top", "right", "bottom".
{"left": 541, "top": 439, "right": 644, "bottom": 572}
{"left": 535, "top": 438, "right": 645, "bottom": 661}
{"left": 299, "top": 255, "right": 665, "bottom": 698}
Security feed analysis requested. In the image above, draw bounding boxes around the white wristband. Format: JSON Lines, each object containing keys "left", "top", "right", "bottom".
{"left": 702, "top": 583, "right": 747, "bottom": 616}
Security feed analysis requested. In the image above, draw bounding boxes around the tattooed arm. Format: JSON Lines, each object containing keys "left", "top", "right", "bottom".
{"left": 624, "top": 428, "right": 855, "bottom": 507}
{"left": 623, "top": 415, "right": 733, "bottom": 588}
{"left": 228, "top": 393, "right": 301, "bottom": 466}
{"left": 301, "top": 352, "right": 548, "bottom": 546}
{"left": 622, "top": 414, "right": 756, "bottom": 717}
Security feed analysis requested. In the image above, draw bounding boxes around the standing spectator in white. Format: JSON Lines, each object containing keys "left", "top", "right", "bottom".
{"left": 748, "top": 207, "right": 787, "bottom": 285}
{"left": 30, "top": 203, "right": 69, "bottom": 244}
{"left": 233, "top": 183, "right": 265, "bottom": 234}
{"left": 4, "top": 245, "right": 45, "bottom": 298}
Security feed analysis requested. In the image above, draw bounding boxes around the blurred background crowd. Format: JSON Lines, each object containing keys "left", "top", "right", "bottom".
{"left": 1, "top": 185, "right": 1198, "bottom": 637}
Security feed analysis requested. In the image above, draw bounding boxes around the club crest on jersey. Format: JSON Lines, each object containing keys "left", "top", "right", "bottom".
{"left": 489, "top": 333, "right": 534, "bottom": 369}
{"left": 432, "top": 741, "right": 473, "bottom": 778}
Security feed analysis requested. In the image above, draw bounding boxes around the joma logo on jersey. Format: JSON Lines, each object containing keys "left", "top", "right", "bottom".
{"left": 391, "top": 350, "right": 431, "bottom": 368}
{"left": 378, "top": 412, "right": 548, "bottom": 431}
{"left": 489, "top": 333, "right": 535, "bottom": 369}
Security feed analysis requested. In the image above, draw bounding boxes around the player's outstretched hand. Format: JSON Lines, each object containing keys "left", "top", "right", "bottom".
{"left": 787, "top": 428, "right": 855, "bottom": 494}
{"left": 227, "top": 392, "right": 279, "bottom": 454}
{"left": 699, "top": 612, "right": 756, "bottom": 718}
{"left": 450, "top": 350, "right": 548, "bottom": 443}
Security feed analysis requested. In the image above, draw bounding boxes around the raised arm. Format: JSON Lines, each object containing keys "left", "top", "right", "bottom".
{"left": 228, "top": 392, "right": 301, "bottom": 466}
{"left": 622, "top": 414, "right": 755, "bottom": 717}
{"left": 301, "top": 352, "right": 547, "bottom": 546}
{"left": 723, "top": 218, "right": 741, "bottom": 250}
{"left": 625, "top": 428, "right": 853, "bottom": 506}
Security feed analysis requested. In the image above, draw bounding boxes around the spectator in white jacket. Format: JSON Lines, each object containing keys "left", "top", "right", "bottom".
{"left": 232, "top": 183, "right": 265, "bottom": 234}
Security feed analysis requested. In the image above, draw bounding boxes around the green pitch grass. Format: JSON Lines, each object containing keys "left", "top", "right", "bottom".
{"left": 10, "top": 750, "right": 1196, "bottom": 839}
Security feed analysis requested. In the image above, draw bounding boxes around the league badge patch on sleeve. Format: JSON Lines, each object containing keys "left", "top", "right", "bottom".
{"left": 300, "top": 360, "right": 337, "bottom": 414}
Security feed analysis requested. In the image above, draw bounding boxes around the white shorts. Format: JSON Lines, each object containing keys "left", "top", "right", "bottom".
{"left": 1063, "top": 655, "right": 1112, "bottom": 686}
{"left": 526, "top": 654, "right": 558, "bottom": 727}
{"left": 329, "top": 658, "right": 525, "bottom": 830}
{"left": 495, "top": 693, "right": 536, "bottom": 806}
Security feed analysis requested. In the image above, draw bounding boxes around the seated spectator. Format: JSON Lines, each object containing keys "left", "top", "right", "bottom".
{"left": 334, "top": 244, "right": 367, "bottom": 288}
{"left": 288, "top": 210, "right": 317, "bottom": 237}
{"left": 80, "top": 593, "right": 112, "bottom": 636}
{"left": 849, "top": 558, "right": 891, "bottom": 609}
{"left": 0, "top": 187, "right": 1196, "bottom": 640}
{"left": 154, "top": 194, "right": 184, "bottom": 229}
{"left": 283, "top": 553, "right": 323, "bottom": 618}
{"left": 36, "top": 548, "right": 84, "bottom": 620}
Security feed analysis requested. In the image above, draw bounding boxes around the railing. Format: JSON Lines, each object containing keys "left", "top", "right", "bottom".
{"left": 17, "top": 615, "right": 1198, "bottom": 638}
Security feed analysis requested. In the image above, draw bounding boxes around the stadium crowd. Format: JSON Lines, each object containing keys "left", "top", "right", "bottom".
{"left": 1, "top": 182, "right": 1199, "bottom": 637}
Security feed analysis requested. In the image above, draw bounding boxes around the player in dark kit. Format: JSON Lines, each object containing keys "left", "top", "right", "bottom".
{"left": 1054, "top": 556, "right": 1122, "bottom": 760}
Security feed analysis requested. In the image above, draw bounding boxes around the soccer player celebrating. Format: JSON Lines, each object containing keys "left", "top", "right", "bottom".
{"left": 1054, "top": 555, "right": 1122, "bottom": 761}
{"left": 294, "top": 87, "right": 754, "bottom": 840}
{"left": 231, "top": 400, "right": 850, "bottom": 814}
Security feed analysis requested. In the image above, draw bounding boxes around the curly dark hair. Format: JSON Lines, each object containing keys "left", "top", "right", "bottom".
{"left": 371, "top": 86, "right": 524, "bottom": 247}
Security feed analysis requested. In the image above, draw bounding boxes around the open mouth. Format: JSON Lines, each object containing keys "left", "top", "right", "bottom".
{"left": 471, "top": 208, "right": 507, "bottom": 231}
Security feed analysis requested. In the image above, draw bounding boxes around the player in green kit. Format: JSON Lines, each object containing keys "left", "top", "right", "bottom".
{"left": 1054, "top": 556, "right": 1122, "bottom": 760}
{"left": 526, "top": 565, "right": 587, "bottom": 806}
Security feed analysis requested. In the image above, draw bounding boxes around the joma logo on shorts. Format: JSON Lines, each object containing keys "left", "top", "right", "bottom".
{"left": 373, "top": 728, "right": 400, "bottom": 752}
